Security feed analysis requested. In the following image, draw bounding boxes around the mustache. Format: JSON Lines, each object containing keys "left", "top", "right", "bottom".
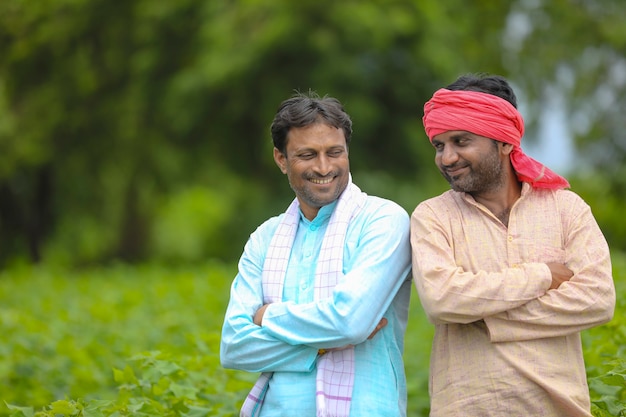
{"left": 305, "top": 172, "right": 338, "bottom": 180}
{"left": 442, "top": 162, "right": 469, "bottom": 171}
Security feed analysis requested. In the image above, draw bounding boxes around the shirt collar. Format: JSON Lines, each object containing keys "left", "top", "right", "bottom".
{"left": 458, "top": 181, "right": 533, "bottom": 210}
{"left": 299, "top": 200, "right": 338, "bottom": 226}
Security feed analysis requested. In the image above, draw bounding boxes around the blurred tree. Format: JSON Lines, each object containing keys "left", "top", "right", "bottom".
{"left": 500, "top": 0, "right": 626, "bottom": 251}
{"left": 502, "top": 0, "right": 626, "bottom": 167}
{"left": 0, "top": 0, "right": 623, "bottom": 266}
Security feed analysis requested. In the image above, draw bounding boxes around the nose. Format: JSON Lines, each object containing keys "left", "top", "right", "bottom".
{"left": 439, "top": 145, "right": 459, "bottom": 167}
{"left": 314, "top": 154, "right": 332, "bottom": 175}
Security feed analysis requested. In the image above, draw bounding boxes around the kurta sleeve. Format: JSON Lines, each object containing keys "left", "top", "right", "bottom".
{"left": 220, "top": 221, "right": 318, "bottom": 373}
{"left": 484, "top": 194, "right": 616, "bottom": 342}
{"left": 260, "top": 202, "right": 412, "bottom": 348}
{"left": 410, "top": 198, "right": 553, "bottom": 325}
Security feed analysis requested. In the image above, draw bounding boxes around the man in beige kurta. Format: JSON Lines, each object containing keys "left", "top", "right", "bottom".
{"left": 411, "top": 74, "right": 615, "bottom": 416}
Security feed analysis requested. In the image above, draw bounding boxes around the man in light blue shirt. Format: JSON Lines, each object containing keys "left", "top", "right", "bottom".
{"left": 220, "top": 91, "right": 412, "bottom": 417}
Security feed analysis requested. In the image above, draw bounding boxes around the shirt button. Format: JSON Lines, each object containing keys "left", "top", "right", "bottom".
{"left": 310, "top": 225, "right": 318, "bottom": 231}
{"left": 508, "top": 235, "right": 513, "bottom": 242}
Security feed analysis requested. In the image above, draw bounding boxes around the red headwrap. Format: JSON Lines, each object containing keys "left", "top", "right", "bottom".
{"left": 423, "top": 88, "right": 570, "bottom": 190}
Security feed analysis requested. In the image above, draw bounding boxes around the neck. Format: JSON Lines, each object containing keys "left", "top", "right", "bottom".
{"left": 472, "top": 175, "right": 522, "bottom": 227}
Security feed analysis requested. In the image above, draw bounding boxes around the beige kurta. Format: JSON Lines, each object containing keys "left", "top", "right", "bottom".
{"left": 410, "top": 183, "right": 615, "bottom": 416}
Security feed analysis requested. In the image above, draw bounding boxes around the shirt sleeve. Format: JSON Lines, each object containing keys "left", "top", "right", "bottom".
{"left": 410, "top": 201, "right": 553, "bottom": 325}
{"left": 220, "top": 220, "right": 319, "bottom": 373}
{"left": 260, "top": 203, "right": 412, "bottom": 348}
{"left": 484, "top": 195, "right": 616, "bottom": 342}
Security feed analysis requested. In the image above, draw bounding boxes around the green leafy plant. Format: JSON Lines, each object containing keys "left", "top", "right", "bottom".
{"left": 589, "top": 358, "right": 626, "bottom": 417}
{"left": 4, "top": 350, "right": 253, "bottom": 416}
{"left": 1, "top": 253, "right": 624, "bottom": 417}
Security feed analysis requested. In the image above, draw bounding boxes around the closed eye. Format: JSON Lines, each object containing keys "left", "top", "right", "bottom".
{"left": 432, "top": 142, "right": 444, "bottom": 151}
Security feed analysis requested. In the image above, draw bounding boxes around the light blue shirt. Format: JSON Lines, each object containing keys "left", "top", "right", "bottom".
{"left": 221, "top": 193, "right": 412, "bottom": 416}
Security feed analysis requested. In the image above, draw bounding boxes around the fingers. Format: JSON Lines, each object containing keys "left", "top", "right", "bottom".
{"left": 546, "top": 262, "right": 574, "bottom": 290}
{"left": 253, "top": 304, "right": 270, "bottom": 326}
{"left": 367, "top": 317, "right": 388, "bottom": 339}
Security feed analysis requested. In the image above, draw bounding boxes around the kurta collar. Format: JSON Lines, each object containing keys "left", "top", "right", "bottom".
{"left": 458, "top": 181, "right": 534, "bottom": 206}
{"left": 299, "top": 200, "right": 338, "bottom": 227}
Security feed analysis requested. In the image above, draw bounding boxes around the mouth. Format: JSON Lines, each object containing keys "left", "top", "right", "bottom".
{"left": 444, "top": 166, "right": 467, "bottom": 178}
{"left": 309, "top": 177, "right": 334, "bottom": 185}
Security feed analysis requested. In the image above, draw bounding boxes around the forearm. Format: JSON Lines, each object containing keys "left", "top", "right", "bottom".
{"left": 221, "top": 307, "right": 318, "bottom": 372}
{"left": 484, "top": 296, "right": 614, "bottom": 343}
{"left": 262, "top": 297, "right": 377, "bottom": 348}
{"left": 262, "top": 268, "right": 410, "bottom": 347}
{"left": 411, "top": 207, "right": 554, "bottom": 324}
{"left": 220, "top": 255, "right": 318, "bottom": 373}
{"left": 416, "top": 264, "right": 552, "bottom": 324}
{"left": 485, "top": 249, "right": 615, "bottom": 342}
{"left": 485, "top": 208, "right": 616, "bottom": 343}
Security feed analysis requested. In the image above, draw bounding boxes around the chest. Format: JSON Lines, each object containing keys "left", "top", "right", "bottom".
{"left": 449, "top": 200, "right": 566, "bottom": 272}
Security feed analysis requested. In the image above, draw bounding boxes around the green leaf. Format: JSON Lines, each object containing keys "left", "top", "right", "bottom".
{"left": 114, "top": 365, "right": 139, "bottom": 385}
{"left": 180, "top": 405, "right": 212, "bottom": 417}
{"left": 4, "top": 403, "right": 35, "bottom": 417}
{"left": 48, "top": 400, "right": 78, "bottom": 415}
{"left": 170, "top": 382, "right": 198, "bottom": 400}
{"left": 590, "top": 378, "right": 623, "bottom": 396}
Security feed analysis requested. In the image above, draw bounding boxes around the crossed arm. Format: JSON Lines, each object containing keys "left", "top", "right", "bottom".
{"left": 221, "top": 206, "right": 411, "bottom": 372}
{"left": 410, "top": 196, "right": 615, "bottom": 342}
{"left": 254, "top": 304, "right": 388, "bottom": 352}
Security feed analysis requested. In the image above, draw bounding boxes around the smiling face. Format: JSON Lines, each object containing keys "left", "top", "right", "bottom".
{"left": 431, "top": 130, "right": 510, "bottom": 195}
{"left": 274, "top": 122, "right": 350, "bottom": 220}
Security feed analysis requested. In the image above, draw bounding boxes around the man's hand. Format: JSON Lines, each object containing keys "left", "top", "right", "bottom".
{"left": 253, "top": 304, "right": 270, "bottom": 326}
{"left": 367, "top": 317, "right": 388, "bottom": 339}
{"left": 320, "top": 317, "right": 389, "bottom": 354}
{"left": 546, "top": 262, "right": 574, "bottom": 290}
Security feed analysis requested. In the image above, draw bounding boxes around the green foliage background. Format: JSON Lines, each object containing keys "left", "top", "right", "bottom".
{"left": 0, "top": 256, "right": 624, "bottom": 417}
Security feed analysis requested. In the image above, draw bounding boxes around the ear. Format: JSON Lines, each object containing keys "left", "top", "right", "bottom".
{"left": 273, "top": 147, "right": 288, "bottom": 174}
{"left": 500, "top": 142, "right": 514, "bottom": 156}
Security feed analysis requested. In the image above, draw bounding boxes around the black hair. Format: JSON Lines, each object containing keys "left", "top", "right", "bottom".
{"left": 270, "top": 91, "right": 353, "bottom": 154}
{"left": 445, "top": 73, "right": 518, "bottom": 108}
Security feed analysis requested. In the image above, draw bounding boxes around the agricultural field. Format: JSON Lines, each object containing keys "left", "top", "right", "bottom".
{"left": 0, "top": 255, "right": 624, "bottom": 417}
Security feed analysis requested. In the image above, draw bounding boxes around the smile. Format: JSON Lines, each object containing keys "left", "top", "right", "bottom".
{"left": 445, "top": 166, "right": 467, "bottom": 177}
{"left": 309, "top": 177, "right": 334, "bottom": 185}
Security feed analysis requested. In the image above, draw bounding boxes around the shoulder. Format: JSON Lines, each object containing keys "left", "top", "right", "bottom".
{"left": 521, "top": 187, "right": 598, "bottom": 233}
{"left": 361, "top": 194, "right": 410, "bottom": 222}
{"left": 245, "top": 212, "right": 284, "bottom": 248}
{"left": 529, "top": 187, "right": 590, "bottom": 213}
{"left": 411, "top": 190, "right": 458, "bottom": 218}
{"left": 554, "top": 188, "right": 587, "bottom": 205}
{"left": 553, "top": 188, "right": 594, "bottom": 224}
{"left": 346, "top": 194, "right": 410, "bottom": 237}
